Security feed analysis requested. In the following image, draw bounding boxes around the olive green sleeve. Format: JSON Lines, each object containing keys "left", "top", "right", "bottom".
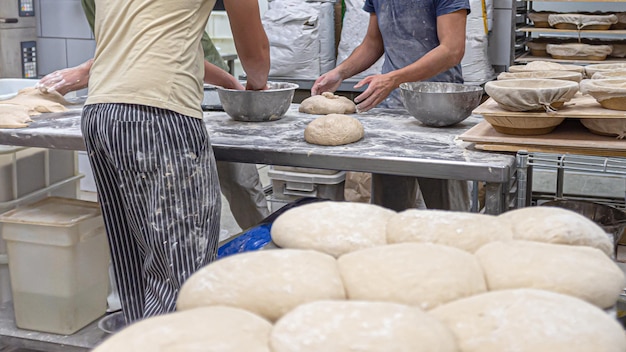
{"left": 201, "top": 31, "right": 229, "bottom": 72}
{"left": 80, "top": 0, "right": 96, "bottom": 34}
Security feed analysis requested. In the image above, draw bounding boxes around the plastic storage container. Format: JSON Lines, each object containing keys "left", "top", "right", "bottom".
{"left": 268, "top": 167, "right": 346, "bottom": 211}
{"left": 0, "top": 197, "right": 110, "bottom": 335}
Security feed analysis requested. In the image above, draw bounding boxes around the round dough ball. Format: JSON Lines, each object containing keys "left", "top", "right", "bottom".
{"left": 299, "top": 92, "right": 357, "bottom": 114}
{"left": 430, "top": 288, "right": 626, "bottom": 352}
{"left": 177, "top": 249, "right": 346, "bottom": 322}
{"left": 271, "top": 300, "right": 459, "bottom": 352}
{"left": 475, "top": 240, "right": 625, "bottom": 309}
{"left": 304, "top": 113, "right": 364, "bottom": 146}
{"left": 271, "top": 201, "right": 396, "bottom": 257}
{"left": 498, "top": 206, "right": 613, "bottom": 256}
{"left": 338, "top": 243, "right": 487, "bottom": 310}
{"left": 92, "top": 306, "right": 272, "bottom": 352}
{"left": 386, "top": 209, "right": 514, "bottom": 253}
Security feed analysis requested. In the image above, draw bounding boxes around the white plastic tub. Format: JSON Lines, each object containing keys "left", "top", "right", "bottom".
{"left": 0, "top": 197, "right": 110, "bottom": 335}
{"left": 268, "top": 167, "right": 346, "bottom": 202}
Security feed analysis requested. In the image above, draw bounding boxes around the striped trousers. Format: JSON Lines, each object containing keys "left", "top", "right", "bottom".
{"left": 82, "top": 104, "right": 221, "bottom": 324}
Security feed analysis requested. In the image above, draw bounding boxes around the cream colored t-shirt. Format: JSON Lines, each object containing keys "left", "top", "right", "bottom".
{"left": 86, "top": 0, "right": 216, "bottom": 119}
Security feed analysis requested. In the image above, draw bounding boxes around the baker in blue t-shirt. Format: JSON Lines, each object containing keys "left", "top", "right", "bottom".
{"left": 312, "top": 0, "right": 472, "bottom": 211}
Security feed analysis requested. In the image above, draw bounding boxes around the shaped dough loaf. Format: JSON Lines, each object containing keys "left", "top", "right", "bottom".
{"left": 304, "top": 113, "right": 364, "bottom": 146}
{"left": 299, "top": 92, "right": 357, "bottom": 114}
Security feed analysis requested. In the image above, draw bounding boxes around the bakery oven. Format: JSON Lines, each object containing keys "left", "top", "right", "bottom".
{"left": 0, "top": 0, "right": 37, "bottom": 78}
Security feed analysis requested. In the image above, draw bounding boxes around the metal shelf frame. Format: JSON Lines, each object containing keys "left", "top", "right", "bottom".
{"left": 515, "top": 150, "right": 626, "bottom": 208}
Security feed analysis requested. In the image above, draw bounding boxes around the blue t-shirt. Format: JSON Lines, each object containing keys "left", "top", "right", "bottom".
{"left": 364, "top": 0, "right": 470, "bottom": 108}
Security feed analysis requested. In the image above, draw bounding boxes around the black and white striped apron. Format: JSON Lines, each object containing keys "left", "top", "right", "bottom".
{"left": 81, "top": 103, "right": 221, "bottom": 324}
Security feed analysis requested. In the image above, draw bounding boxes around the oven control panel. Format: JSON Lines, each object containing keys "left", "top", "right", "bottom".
{"left": 18, "top": 0, "right": 34, "bottom": 17}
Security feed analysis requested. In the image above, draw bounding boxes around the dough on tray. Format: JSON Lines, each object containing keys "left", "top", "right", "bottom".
{"left": 386, "top": 209, "right": 514, "bottom": 253}
{"left": 304, "top": 113, "right": 364, "bottom": 146}
{"left": 270, "top": 201, "right": 395, "bottom": 257}
{"left": 299, "top": 92, "right": 357, "bottom": 114}
{"left": 430, "top": 288, "right": 626, "bottom": 352}
{"left": 337, "top": 243, "right": 487, "bottom": 310}
{"left": 92, "top": 306, "right": 272, "bottom": 352}
{"left": 497, "top": 206, "right": 614, "bottom": 256}
{"left": 176, "top": 249, "right": 346, "bottom": 322}
{"left": 270, "top": 300, "right": 459, "bottom": 352}
{"left": 476, "top": 240, "right": 625, "bottom": 308}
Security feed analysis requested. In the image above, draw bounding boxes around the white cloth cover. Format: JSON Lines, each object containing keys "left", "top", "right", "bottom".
{"left": 546, "top": 43, "right": 613, "bottom": 58}
{"left": 508, "top": 61, "right": 585, "bottom": 74}
{"left": 580, "top": 118, "right": 626, "bottom": 139}
{"left": 592, "top": 70, "right": 626, "bottom": 79}
{"left": 497, "top": 71, "right": 583, "bottom": 82}
{"left": 263, "top": 0, "right": 336, "bottom": 78}
{"left": 484, "top": 79, "right": 579, "bottom": 112}
{"left": 585, "top": 63, "right": 626, "bottom": 78}
{"left": 580, "top": 79, "right": 626, "bottom": 102}
{"left": 548, "top": 13, "right": 618, "bottom": 28}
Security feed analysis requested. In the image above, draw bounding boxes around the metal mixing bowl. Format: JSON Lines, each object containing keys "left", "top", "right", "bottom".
{"left": 98, "top": 311, "right": 126, "bottom": 334}
{"left": 399, "top": 82, "right": 484, "bottom": 127}
{"left": 217, "top": 82, "right": 298, "bottom": 122}
{"left": 541, "top": 199, "right": 626, "bottom": 248}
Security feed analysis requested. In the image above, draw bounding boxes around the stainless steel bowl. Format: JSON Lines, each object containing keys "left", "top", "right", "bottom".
{"left": 217, "top": 82, "right": 298, "bottom": 122}
{"left": 541, "top": 199, "right": 626, "bottom": 247}
{"left": 97, "top": 311, "right": 126, "bottom": 334}
{"left": 399, "top": 82, "right": 483, "bottom": 127}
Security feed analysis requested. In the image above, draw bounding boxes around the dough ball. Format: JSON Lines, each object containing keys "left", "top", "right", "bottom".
{"left": 386, "top": 209, "right": 514, "bottom": 253}
{"left": 475, "top": 240, "right": 625, "bottom": 309}
{"left": 338, "top": 243, "right": 487, "bottom": 310}
{"left": 177, "top": 249, "right": 346, "bottom": 322}
{"left": 92, "top": 306, "right": 272, "bottom": 352}
{"left": 299, "top": 92, "right": 357, "bottom": 114}
{"left": 498, "top": 206, "right": 613, "bottom": 256}
{"left": 271, "top": 201, "right": 395, "bottom": 257}
{"left": 0, "top": 104, "right": 32, "bottom": 128}
{"left": 271, "top": 300, "right": 459, "bottom": 352}
{"left": 430, "top": 288, "right": 626, "bottom": 352}
{"left": 304, "top": 113, "right": 364, "bottom": 146}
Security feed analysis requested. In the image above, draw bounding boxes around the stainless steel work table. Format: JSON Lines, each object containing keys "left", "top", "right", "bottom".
{"left": 0, "top": 104, "right": 515, "bottom": 215}
{"left": 0, "top": 104, "right": 516, "bottom": 351}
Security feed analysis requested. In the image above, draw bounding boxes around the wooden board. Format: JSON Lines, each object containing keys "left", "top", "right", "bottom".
{"left": 459, "top": 119, "right": 626, "bottom": 157}
{"left": 474, "top": 94, "right": 626, "bottom": 119}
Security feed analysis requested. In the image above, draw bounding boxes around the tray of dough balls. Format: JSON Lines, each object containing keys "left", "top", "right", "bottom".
{"left": 468, "top": 61, "right": 626, "bottom": 141}
{"left": 92, "top": 200, "right": 626, "bottom": 352}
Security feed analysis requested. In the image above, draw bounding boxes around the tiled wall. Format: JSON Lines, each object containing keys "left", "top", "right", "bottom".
{"left": 35, "top": 0, "right": 95, "bottom": 83}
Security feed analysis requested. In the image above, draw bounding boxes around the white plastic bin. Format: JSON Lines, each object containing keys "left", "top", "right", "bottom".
{"left": 0, "top": 197, "right": 110, "bottom": 335}
{"left": 268, "top": 167, "right": 346, "bottom": 211}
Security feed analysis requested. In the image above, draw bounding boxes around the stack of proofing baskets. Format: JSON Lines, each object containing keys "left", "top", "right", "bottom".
{"left": 0, "top": 197, "right": 110, "bottom": 335}
{"left": 268, "top": 166, "right": 346, "bottom": 211}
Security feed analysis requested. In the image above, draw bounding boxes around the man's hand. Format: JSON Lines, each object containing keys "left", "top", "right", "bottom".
{"left": 353, "top": 73, "right": 398, "bottom": 112}
{"left": 36, "top": 59, "right": 93, "bottom": 96}
{"left": 311, "top": 70, "right": 343, "bottom": 96}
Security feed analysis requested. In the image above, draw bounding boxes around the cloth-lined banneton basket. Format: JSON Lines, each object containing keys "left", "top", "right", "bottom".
{"left": 546, "top": 43, "right": 613, "bottom": 61}
{"left": 484, "top": 78, "right": 579, "bottom": 112}
{"left": 548, "top": 13, "right": 618, "bottom": 30}
{"left": 497, "top": 71, "right": 583, "bottom": 83}
{"left": 580, "top": 79, "right": 626, "bottom": 111}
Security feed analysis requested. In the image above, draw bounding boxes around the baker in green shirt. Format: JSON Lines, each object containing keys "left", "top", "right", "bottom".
{"left": 38, "top": 0, "right": 270, "bottom": 232}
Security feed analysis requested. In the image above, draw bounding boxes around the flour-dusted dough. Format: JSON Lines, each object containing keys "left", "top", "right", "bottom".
{"left": 498, "top": 206, "right": 613, "bottom": 256}
{"left": 92, "top": 306, "right": 272, "bottom": 352}
{"left": 271, "top": 300, "right": 459, "bottom": 352}
{"left": 338, "top": 243, "right": 487, "bottom": 310}
{"left": 271, "top": 201, "right": 395, "bottom": 257}
{"left": 304, "top": 113, "right": 364, "bottom": 146}
{"left": 177, "top": 249, "right": 346, "bottom": 322}
{"left": 299, "top": 92, "right": 357, "bottom": 114}
{"left": 0, "top": 87, "right": 70, "bottom": 115}
{"left": 476, "top": 240, "right": 625, "bottom": 308}
{"left": 0, "top": 104, "right": 32, "bottom": 128}
{"left": 430, "top": 288, "right": 626, "bottom": 352}
{"left": 386, "top": 209, "right": 514, "bottom": 253}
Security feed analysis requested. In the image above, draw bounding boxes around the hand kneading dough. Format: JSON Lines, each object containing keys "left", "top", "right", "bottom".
{"left": 475, "top": 240, "right": 625, "bottom": 308}
{"left": 92, "top": 306, "right": 272, "bottom": 352}
{"left": 498, "top": 206, "right": 613, "bottom": 256}
{"left": 271, "top": 300, "right": 459, "bottom": 352}
{"left": 430, "top": 289, "right": 626, "bottom": 352}
{"left": 338, "top": 243, "right": 487, "bottom": 310}
{"left": 177, "top": 249, "right": 346, "bottom": 322}
{"left": 271, "top": 201, "right": 396, "bottom": 257}
{"left": 304, "top": 113, "right": 364, "bottom": 146}
{"left": 299, "top": 92, "right": 357, "bottom": 114}
{"left": 386, "top": 209, "right": 514, "bottom": 253}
